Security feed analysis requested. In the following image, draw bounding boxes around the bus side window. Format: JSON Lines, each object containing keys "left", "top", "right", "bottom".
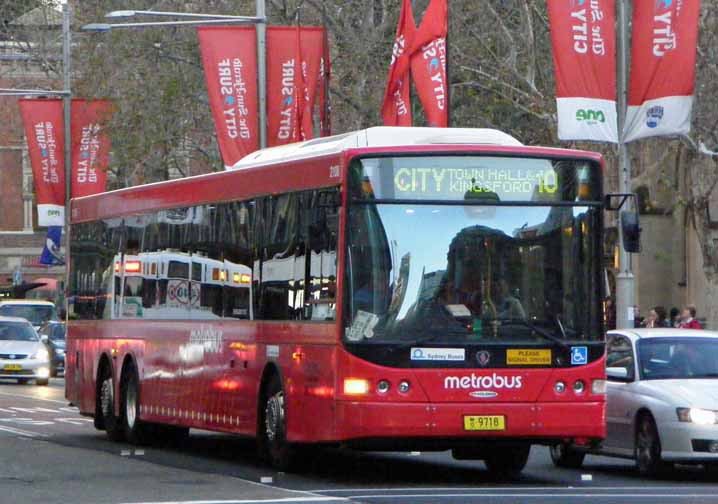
{"left": 305, "top": 188, "right": 339, "bottom": 321}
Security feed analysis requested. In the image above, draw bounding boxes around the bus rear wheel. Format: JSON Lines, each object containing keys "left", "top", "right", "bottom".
{"left": 483, "top": 443, "right": 531, "bottom": 480}
{"left": 260, "top": 375, "right": 295, "bottom": 470}
{"left": 550, "top": 443, "right": 586, "bottom": 469}
{"left": 98, "top": 363, "right": 124, "bottom": 441}
{"left": 120, "top": 362, "right": 153, "bottom": 445}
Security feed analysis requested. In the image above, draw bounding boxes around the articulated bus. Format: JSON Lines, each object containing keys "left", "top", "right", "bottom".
{"left": 67, "top": 127, "right": 608, "bottom": 475}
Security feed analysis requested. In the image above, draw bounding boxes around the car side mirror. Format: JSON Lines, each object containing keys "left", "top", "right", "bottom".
{"left": 40, "top": 335, "right": 49, "bottom": 344}
{"left": 606, "top": 366, "right": 630, "bottom": 381}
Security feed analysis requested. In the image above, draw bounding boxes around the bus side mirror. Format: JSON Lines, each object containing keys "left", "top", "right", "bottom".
{"left": 620, "top": 211, "right": 641, "bottom": 253}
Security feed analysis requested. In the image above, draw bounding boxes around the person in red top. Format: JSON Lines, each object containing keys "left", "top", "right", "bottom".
{"left": 678, "top": 305, "right": 703, "bottom": 329}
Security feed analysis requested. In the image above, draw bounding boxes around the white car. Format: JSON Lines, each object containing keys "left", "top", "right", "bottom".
{"left": 551, "top": 329, "right": 718, "bottom": 475}
{"left": 0, "top": 316, "right": 51, "bottom": 385}
{"left": 0, "top": 299, "right": 59, "bottom": 331}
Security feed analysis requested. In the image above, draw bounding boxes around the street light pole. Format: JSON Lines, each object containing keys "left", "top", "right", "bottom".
{"left": 616, "top": 0, "right": 635, "bottom": 329}
{"left": 62, "top": 3, "right": 72, "bottom": 317}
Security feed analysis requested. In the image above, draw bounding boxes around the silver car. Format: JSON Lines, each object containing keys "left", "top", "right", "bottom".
{"left": 551, "top": 329, "right": 718, "bottom": 475}
{"left": 0, "top": 316, "right": 51, "bottom": 385}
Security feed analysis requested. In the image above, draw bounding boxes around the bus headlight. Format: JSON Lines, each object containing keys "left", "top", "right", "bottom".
{"left": 343, "top": 378, "right": 369, "bottom": 395}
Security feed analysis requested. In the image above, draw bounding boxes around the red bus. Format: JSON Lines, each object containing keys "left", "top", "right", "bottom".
{"left": 66, "top": 127, "right": 608, "bottom": 476}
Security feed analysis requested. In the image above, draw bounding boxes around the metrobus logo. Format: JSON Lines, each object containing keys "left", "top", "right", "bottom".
{"left": 576, "top": 109, "right": 606, "bottom": 124}
{"left": 444, "top": 373, "right": 523, "bottom": 390}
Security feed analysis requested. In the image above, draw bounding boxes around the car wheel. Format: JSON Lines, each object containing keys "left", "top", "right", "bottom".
{"left": 636, "top": 414, "right": 668, "bottom": 476}
{"left": 99, "top": 366, "right": 124, "bottom": 442}
{"left": 259, "top": 375, "right": 296, "bottom": 470}
{"left": 50, "top": 367, "right": 58, "bottom": 378}
{"left": 120, "top": 362, "right": 153, "bottom": 445}
{"left": 17, "top": 378, "right": 28, "bottom": 385}
{"left": 35, "top": 378, "right": 49, "bottom": 386}
{"left": 484, "top": 444, "right": 531, "bottom": 480}
{"left": 550, "top": 443, "right": 586, "bottom": 469}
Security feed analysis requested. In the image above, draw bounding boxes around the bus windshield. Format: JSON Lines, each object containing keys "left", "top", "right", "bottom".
{"left": 344, "top": 156, "right": 602, "bottom": 347}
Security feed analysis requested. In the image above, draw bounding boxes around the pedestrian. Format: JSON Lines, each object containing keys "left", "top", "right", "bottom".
{"left": 605, "top": 296, "right": 616, "bottom": 330}
{"left": 669, "top": 307, "right": 680, "bottom": 328}
{"left": 678, "top": 305, "right": 702, "bottom": 329}
{"left": 633, "top": 305, "right": 644, "bottom": 328}
{"left": 655, "top": 306, "right": 670, "bottom": 328}
{"left": 642, "top": 308, "right": 658, "bottom": 328}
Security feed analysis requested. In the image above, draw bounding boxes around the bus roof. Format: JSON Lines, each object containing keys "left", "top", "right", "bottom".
{"left": 230, "top": 127, "right": 524, "bottom": 170}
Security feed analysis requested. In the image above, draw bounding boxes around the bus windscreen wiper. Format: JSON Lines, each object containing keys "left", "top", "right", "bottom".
{"left": 496, "top": 318, "right": 571, "bottom": 350}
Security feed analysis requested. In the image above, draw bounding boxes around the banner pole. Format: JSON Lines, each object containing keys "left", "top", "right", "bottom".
{"left": 616, "top": 0, "right": 635, "bottom": 329}
{"left": 62, "top": 3, "right": 72, "bottom": 316}
{"left": 256, "top": 0, "right": 267, "bottom": 149}
{"left": 445, "top": 0, "right": 451, "bottom": 128}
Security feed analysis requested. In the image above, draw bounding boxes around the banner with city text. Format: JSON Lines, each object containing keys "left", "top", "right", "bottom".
{"left": 548, "top": 0, "right": 618, "bottom": 143}
{"left": 624, "top": 0, "right": 701, "bottom": 142}
{"left": 266, "top": 26, "right": 325, "bottom": 147}
{"left": 197, "top": 27, "right": 259, "bottom": 169}
{"left": 410, "top": 0, "right": 448, "bottom": 127}
{"left": 71, "top": 100, "right": 113, "bottom": 198}
{"left": 19, "top": 98, "right": 66, "bottom": 227}
{"left": 381, "top": 0, "right": 416, "bottom": 126}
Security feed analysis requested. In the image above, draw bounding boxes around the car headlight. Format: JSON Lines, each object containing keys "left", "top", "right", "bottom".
{"left": 677, "top": 407, "right": 718, "bottom": 425}
{"left": 30, "top": 348, "right": 49, "bottom": 361}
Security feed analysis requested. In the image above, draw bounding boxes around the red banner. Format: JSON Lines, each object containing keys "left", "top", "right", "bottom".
{"left": 548, "top": 0, "right": 617, "bottom": 143}
{"left": 381, "top": 0, "right": 416, "bottom": 126}
{"left": 71, "top": 100, "right": 112, "bottom": 198}
{"left": 319, "top": 28, "right": 332, "bottom": 137}
{"left": 19, "top": 98, "right": 66, "bottom": 227}
{"left": 197, "top": 27, "right": 259, "bottom": 168}
{"left": 410, "top": 0, "right": 448, "bottom": 127}
{"left": 267, "top": 26, "right": 325, "bottom": 147}
{"left": 624, "top": 0, "right": 701, "bottom": 142}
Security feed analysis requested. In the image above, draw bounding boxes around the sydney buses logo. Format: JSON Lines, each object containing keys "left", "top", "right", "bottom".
{"left": 444, "top": 373, "right": 523, "bottom": 390}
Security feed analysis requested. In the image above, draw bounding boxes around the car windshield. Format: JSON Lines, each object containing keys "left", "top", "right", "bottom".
{"left": 638, "top": 338, "right": 718, "bottom": 380}
{"left": 0, "top": 305, "right": 58, "bottom": 326}
{"left": 0, "top": 322, "right": 39, "bottom": 341}
{"left": 344, "top": 156, "right": 602, "bottom": 346}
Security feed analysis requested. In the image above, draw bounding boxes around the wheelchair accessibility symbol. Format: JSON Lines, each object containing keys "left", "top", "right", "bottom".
{"left": 571, "top": 346, "right": 588, "bottom": 365}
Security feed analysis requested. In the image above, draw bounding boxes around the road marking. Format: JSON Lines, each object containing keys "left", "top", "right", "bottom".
{"left": 309, "top": 486, "right": 708, "bottom": 493}
{"left": 345, "top": 494, "right": 718, "bottom": 500}
{"left": 0, "top": 424, "right": 48, "bottom": 438}
{"left": 0, "top": 391, "right": 68, "bottom": 404}
{"left": 122, "top": 498, "right": 348, "bottom": 504}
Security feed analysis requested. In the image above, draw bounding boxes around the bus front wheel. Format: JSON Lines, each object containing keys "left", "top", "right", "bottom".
{"left": 483, "top": 443, "right": 531, "bottom": 480}
{"left": 260, "top": 375, "right": 295, "bottom": 470}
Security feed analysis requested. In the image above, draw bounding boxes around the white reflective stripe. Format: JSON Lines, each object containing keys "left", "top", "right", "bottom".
{"left": 624, "top": 95, "right": 693, "bottom": 143}
{"left": 556, "top": 97, "right": 619, "bottom": 143}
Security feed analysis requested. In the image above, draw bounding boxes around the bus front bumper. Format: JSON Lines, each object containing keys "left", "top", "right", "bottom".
{"left": 334, "top": 400, "right": 605, "bottom": 443}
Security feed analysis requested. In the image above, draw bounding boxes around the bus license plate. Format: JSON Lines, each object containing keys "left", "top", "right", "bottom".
{"left": 3, "top": 364, "right": 22, "bottom": 372}
{"left": 463, "top": 415, "right": 506, "bottom": 431}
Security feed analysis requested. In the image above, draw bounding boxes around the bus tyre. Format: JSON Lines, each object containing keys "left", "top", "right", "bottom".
{"left": 550, "top": 443, "right": 585, "bottom": 469}
{"left": 35, "top": 378, "right": 49, "bottom": 386}
{"left": 120, "top": 362, "right": 152, "bottom": 445}
{"left": 484, "top": 444, "right": 531, "bottom": 480}
{"left": 636, "top": 413, "right": 669, "bottom": 476}
{"left": 261, "top": 375, "right": 295, "bottom": 471}
{"left": 99, "top": 365, "right": 124, "bottom": 442}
